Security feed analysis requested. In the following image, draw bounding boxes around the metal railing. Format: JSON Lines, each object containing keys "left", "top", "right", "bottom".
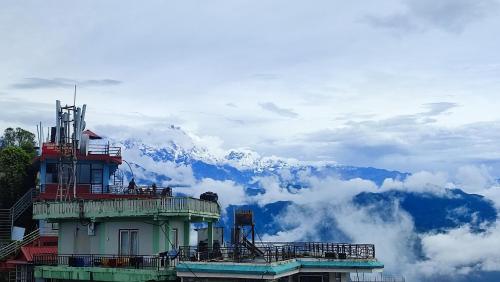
{"left": 350, "top": 274, "right": 405, "bottom": 282}
{"left": 33, "top": 254, "right": 169, "bottom": 270}
{"left": 0, "top": 188, "right": 35, "bottom": 245}
{"left": 33, "top": 197, "right": 220, "bottom": 219}
{"left": 87, "top": 144, "right": 121, "bottom": 157}
{"left": 0, "top": 229, "right": 40, "bottom": 260}
{"left": 42, "top": 143, "right": 121, "bottom": 158}
{"left": 11, "top": 188, "right": 34, "bottom": 221}
{"left": 257, "top": 242, "right": 376, "bottom": 259}
{"left": 36, "top": 183, "right": 172, "bottom": 197}
{"left": 178, "top": 242, "right": 376, "bottom": 263}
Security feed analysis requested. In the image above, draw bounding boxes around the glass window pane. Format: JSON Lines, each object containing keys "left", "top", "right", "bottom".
{"left": 78, "top": 164, "right": 91, "bottom": 184}
{"left": 45, "top": 163, "right": 58, "bottom": 184}
{"left": 130, "top": 231, "right": 138, "bottom": 255}
{"left": 119, "top": 231, "right": 129, "bottom": 255}
{"left": 91, "top": 170, "right": 103, "bottom": 184}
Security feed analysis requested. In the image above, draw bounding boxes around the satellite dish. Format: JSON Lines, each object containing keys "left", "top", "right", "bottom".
{"left": 80, "top": 134, "right": 89, "bottom": 156}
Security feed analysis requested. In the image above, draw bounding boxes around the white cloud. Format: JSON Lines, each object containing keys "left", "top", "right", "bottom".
{"left": 184, "top": 178, "right": 247, "bottom": 210}
{"left": 262, "top": 201, "right": 418, "bottom": 277}
{"left": 415, "top": 223, "right": 500, "bottom": 277}
{"left": 254, "top": 174, "right": 377, "bottom": 206}
{"left": 381, "top": 170, "right": 450, "bottom": 195}
{"left": 256, "top": 168, "right": 500, "bottom": 281}
{"left": 455, "top": 165, "right": 495, "bottom": 193}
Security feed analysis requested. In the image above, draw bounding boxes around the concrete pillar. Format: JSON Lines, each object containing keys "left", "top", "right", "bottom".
{"left": 98, "top": 222, "right": 106, "bottom": 254}
{"left": 207, "top": 221, "right": 214, "bottom": 249}
{"left": 165, "top": 221, "right": 172, "bottom": 251}
{"left": 183, "top": 221, "right": 190, "bottom": 246}
{"left": 153, "top": 222, "right": 159, "bottom": 254}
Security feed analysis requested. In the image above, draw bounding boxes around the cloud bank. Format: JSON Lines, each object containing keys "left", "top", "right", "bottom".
{"left": 10, "top": 77, "right": 121, "bottom": 89}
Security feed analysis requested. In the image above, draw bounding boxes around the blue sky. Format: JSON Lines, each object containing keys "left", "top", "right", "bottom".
{"left": 1, "top": 0, "right": 500, "bottom": 172}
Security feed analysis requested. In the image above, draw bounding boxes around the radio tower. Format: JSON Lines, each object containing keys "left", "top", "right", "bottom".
{"left": 54, "top": 89, "right": 87, "bottom": 201}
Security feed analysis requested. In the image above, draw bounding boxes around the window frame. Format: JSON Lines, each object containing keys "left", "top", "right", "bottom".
{"left": 118, "top": 229, "right": 139, "bottom": 256}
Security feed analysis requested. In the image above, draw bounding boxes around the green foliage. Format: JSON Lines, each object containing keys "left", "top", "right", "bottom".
{"left": 0, "top": 146, "right": 32, "bottom": 208}
{"left": 0, "top": 127, "right": 37, "bottom": 209}
{"left": 1, "top": 127, "right": 36, "bottom": 156}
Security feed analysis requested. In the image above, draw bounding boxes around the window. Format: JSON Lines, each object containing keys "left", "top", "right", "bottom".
{"left": 77, "top": 164, "right": 91, "bottom": 184}
{"left": 91, "top": 167, "right": 103, "bottom": 193}
{"left": 45, "top": 163, "right": 58, "bottom": 183}
{"left": 91, "top": 169, "right": 103, "bottom": 184}
{"left": 119, "top": 229, "right": 138, "bottom": 255}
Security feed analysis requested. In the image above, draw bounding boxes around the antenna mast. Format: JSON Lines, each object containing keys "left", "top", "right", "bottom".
{"left": 54, "top": 88, "right": 87, "bottom": 201}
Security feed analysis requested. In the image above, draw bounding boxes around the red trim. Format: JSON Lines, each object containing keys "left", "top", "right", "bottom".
{"left": 40, "top": 143, "right": 122, "bottom": 165}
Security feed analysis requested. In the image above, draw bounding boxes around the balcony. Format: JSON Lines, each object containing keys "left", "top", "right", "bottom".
{"left": 36, "top": 184, "right": 171, "bottom": 200}
{"left": 33, "top": 254, "right": 174, "bottom": 282}
{"left": 40, "top": 143, "right": 121, "bottom": 163}
{"left": 33, "top": 197, "right": 220, "bottom": 221}
{"left": 34, "top": 254, "right": 166, "bottom": 269}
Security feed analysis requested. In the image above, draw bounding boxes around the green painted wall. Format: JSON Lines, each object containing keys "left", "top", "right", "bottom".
{"left": 35, "top": 266, "right": 176, "bottom": 282}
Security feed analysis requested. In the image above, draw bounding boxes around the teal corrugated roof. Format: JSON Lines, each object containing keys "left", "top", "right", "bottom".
{"left": 298, "top": 259, "right": 384, "bottom": 269}
{"left": 176, "top": 260, "right": 301, "bottom": 276}
{"left": 176, "top": 259, "right": 383, "bottom": 276}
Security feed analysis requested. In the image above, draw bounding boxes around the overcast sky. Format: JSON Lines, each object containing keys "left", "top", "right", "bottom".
{"left": 1, "top": 0, "right": 500, "bottom": 173}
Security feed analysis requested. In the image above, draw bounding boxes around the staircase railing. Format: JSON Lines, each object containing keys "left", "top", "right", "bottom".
{"left": 10, "top": 188, "right": 35, "bottom": 222}
{"left": 0, "top": 229, "right": 40, "bottom": 260}
{"left": 0, "top": 188, "right": 35, "bottom": 248}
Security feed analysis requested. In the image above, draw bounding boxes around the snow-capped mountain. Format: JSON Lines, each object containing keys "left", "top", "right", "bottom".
{"left": 109, "top": 125, "right": 499, "bottom": 281}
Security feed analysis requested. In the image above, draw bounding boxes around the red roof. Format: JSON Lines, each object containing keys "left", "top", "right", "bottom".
{"left": 20, "top": 246, "right": 57, "bottom": 262}
{"left": 82, "top": 129, "right": 102, "bottom": 139}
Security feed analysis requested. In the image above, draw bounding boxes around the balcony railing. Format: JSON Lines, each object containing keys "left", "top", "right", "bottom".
{"left": 41, "top": 143, "right": 121, "bottom": 158}
{"left": 87, "top": 144, "right": 121, "bottom": 157}
{"left": 33, "top": 254, "right": 169, "bottom": 270}
{"left": 179, "top": 242, "right": 376, "bottom": 263}
{"left": 33, "top": 243, "right": 375, "bottom": 271}
{"left": 33, "top": 197, "right": 220, "bottom": 220}
{"left": 36, "top": 183, "right": 173, "bottom": 199}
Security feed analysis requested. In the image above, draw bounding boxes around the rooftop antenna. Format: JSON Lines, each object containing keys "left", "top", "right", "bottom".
{"left": 54, "top": 87, "right": 86, "bottom": 201}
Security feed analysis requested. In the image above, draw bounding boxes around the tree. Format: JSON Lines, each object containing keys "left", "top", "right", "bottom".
{"left": 1, "top": 127, "right": 36, "bottom": 156}
{"left": 0, "top": 146, "right": 32, "bottom": 208}
{"left": 0, "top": 127, "right": 37, "bottom": 209}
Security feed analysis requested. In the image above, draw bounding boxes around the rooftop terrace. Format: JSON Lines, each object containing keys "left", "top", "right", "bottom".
{"left": 179, "top": 242, "right": 376, "bottom": 263}
{"left": 40, "top": 142, "right": 122, "bottom": 163}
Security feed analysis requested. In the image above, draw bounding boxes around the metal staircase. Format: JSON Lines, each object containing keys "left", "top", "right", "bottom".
{"left": 10, "top": 188, "right": 34, "bottom": 224}
{"left": 0, "top": 229, "right": 40, "bottom": 260}
{"left": 0, "top": 188, "right": 36, "bottom": 260}
{"left": 0, "top": 210, "right": 11, "bottom": 244}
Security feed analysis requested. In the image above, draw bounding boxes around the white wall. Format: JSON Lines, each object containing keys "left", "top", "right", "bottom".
{"left": 58, "top": 218, "right": 187, "bottom": 255}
